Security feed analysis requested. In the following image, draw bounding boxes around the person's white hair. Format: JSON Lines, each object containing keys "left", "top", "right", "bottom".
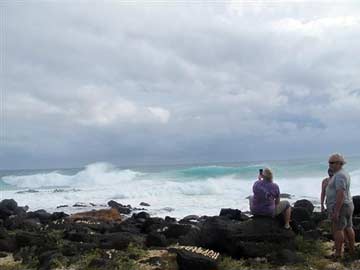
{"left": 263, "top": 167, "right": 273, "bottom": 180}
{"left": 328, "top": 153, "right": 346, "bottom": 165}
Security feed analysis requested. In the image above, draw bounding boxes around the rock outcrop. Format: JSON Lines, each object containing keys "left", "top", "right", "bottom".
{"left": 0, "top": 197, "right": 359, "bottom": 269}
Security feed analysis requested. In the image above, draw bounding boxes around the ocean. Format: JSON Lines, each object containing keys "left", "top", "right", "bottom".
{"left": 1, "top": 157, "right": 360, "bottom": 218}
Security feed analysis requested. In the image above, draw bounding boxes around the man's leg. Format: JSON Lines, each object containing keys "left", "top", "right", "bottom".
{"left": 344, "top": 227, "right": 355, "bottom": 254}
{"left": 284, "top": 206, "right": 291, "bottom": 228}
{"left": 331, "top": 222, "right": 336, "bottom": 251}
{"left": 344, "top": 232, "right": 349, "bottom": 250}
{"left": 341, "top": 203, "right": 355, "bottom": 255}
{"left": 333, "top": 229, "right": 345, "bottom": 257}
{"left": 333, "top": 208, "right": 348, "bottom": 258}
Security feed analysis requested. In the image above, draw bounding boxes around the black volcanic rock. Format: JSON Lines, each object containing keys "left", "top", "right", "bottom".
{"left": 140, "top": 202, "right": 150, "bottom": 206}
{"left": 0, "top": 199, "right": 19, "bottom": 219}
{"left": 99, "top": 232, "right": 145, "bottom": 250}
{"left": 291, "top": 207, "right": 312, "bottom": 223}
{"left": 353, "top": 196, "right": 360, "bottom": 216}
{"left": 219, "top": 208, "right": 249, "bottom": 221}
{"left": 311, "top": 211, "right": 328, "bottom": 225}
{"left": 180, "top": 215, "right": 200, "bottom": 222}
{"left": 198, "top": 216, "right": 295, "bottom": 259}
{"left": 164, "top": 223, "right": 194, "bottom": 239}
{"left": 279, "top": 193, "right": 292, "bottom": 199}
{"left": 146, "top": 231, "right": 167, "bottom": 247}
{"left": 178, "top": 227, "right": 202, "bottom": 246}
{"left": 142, "top": 217, "right": 167, "bottom": 234}
{"left": 0, "top": 198, "right": 349, "bottom": 269}
{"left": 165, "top": 216, "right": 177, "bottom": 223}
{"left": 4, "top": 216, "right": 41, "bottom": 231}
{"left": 27, "top": 209, "right": 52, "bottom": 224}
{"left": 107, "top": 200, "right": 132, "bottom": 214}
{"left": 294, "top": 199, "right": 314, "bottom": 214}
{"left": 219, "top": 208, "right": 241, "bottom": 219}
{"left": 50, "top": 211, "right": 69, "bottom": 221}
{"left": 72, "top": 202, "right": 88, "bottom": 208}
{"left": 176, "top": 249, "right": 218, "bottom": 270}
{"left": 132, "top": 211, "right": 150, "bottom": 220}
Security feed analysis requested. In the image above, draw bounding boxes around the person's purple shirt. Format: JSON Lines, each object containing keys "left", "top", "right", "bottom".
{"left": 250, "top": 180, "right": 280, "bottom": 216}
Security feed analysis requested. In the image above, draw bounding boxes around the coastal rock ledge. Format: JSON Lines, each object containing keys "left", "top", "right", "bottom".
{"left": 1, "top": 198, "right": 360, "bottom": 269}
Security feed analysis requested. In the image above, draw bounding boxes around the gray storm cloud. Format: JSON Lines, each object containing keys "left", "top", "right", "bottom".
{"left": 1, "top": 1, "right": 360, "bottom": 169}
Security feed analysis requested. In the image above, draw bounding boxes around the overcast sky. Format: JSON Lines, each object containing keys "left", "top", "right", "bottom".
{"left": 1, "top": 1, "right": 360, "bottom": 169}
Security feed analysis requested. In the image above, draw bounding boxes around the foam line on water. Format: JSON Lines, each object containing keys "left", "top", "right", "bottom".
{"left": 1, "top": 160, "right": 360, "bottom": 218}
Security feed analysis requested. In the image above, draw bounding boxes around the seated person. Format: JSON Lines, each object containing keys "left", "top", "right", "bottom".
{"left": 250, "top": 168, "right": 291, "bottom": 229}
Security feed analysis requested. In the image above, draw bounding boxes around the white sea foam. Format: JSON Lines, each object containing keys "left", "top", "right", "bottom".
{"left": 1, "top": 161, "right": 360, "bottom": 218}
{"left": 2, "top": 162, "right": 143, "bottom": 188}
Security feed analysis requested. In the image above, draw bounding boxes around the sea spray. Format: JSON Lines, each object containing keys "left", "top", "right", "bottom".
{"left": 1, "top": 157, "right": 359, "bottom": 218}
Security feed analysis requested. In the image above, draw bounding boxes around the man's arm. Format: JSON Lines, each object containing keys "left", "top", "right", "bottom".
{"left": 332, "top": 174, "right": 346, "bottom": 221}
{"left": 333, "top": 189, "right": 345, "bottom": 218}
{"left": 320, "top": 179, "right": 328, "bottom": 211}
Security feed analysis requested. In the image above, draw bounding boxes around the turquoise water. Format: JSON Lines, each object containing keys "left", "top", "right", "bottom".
{"left": 0, "top": 156, "right": 359, "bottom": 218}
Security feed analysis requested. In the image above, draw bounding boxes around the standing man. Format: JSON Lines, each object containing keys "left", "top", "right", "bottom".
{"left": 326, "top": 153, "right": 355, "bottom": 258}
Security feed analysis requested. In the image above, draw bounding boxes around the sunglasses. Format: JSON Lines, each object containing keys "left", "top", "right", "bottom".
{"left": 329, "top": 161, "right": 339, "bottom": 164}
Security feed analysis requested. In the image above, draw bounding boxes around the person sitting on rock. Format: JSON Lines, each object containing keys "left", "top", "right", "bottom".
{"left": 321, "top": 168, "right": 334, "bottom": 212}
{"left": 250, "top": 167, "right": 291, "bottom": 229}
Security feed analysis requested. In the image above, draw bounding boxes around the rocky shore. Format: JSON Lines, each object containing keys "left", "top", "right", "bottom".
{"left": 1, "top": 197, "right": 360, "bottom": 270}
